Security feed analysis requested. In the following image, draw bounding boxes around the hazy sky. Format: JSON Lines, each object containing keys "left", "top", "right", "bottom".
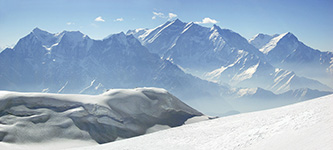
{"left": 1, "top": 0, "right": 332, "bottom": 52}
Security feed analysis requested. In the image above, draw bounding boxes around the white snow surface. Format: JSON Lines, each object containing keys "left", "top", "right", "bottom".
{"left": 70, "top": 94, "right": 333, "bottom": 150}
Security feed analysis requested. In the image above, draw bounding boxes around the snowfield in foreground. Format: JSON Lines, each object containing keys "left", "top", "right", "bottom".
{"left": 0, "top": 88, "right": 202, "bottom": 149}
{"left": 71, "top": 94, "right": 333, "bottom": 150}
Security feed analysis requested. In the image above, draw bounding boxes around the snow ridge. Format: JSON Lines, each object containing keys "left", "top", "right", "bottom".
{"left": 0, "top": 88, "right": 202, "bottom": 145}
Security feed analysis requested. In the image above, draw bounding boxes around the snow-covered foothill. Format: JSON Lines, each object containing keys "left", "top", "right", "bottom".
{"left": 0, "top": 88, "right": 202, "bottom": 149}
{"left": 70, "top": 94, "right": 333, "bottom": 150}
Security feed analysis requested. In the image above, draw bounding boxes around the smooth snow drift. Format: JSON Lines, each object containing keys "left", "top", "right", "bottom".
{"left": 0, "top": 88, "right": 202, "bottom": 149}
{"left": 72, "top": 94, "right": 333, "bottom": 150}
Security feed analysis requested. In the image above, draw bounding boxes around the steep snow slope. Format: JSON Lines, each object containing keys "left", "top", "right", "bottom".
{"left": 72, "top": 94, "right": 333, "bottom": 150}
{"left": 0, "top": 88, "right": 202, "bottom": 148}
{"left": 250, "top": 32, "right": 333, "bottom": 87}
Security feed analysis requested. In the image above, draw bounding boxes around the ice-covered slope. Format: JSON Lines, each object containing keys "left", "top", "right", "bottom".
{"left": 72, "top": 94, "right": 333, "bottom": 150}
{"left": 0, "top": 88, "right": 202, "bottom": 148}
{"left": 250, "top": 32, "right": 333, "bottom": 87}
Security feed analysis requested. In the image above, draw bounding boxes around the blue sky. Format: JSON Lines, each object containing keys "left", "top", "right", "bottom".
{"left": 1, "top": 0, "right": 332, "bottom": 52}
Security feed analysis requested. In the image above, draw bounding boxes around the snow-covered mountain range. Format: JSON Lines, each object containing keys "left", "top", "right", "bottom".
{"left": 127, "top": 19, "right": 264, "bottom": 74}
{"left": 0, "top": 27, "right": 225, "bottom": 102}
{"left": 127, "top": 19, "right": 332, "bottom": 93}
{"left": 0, "top": 19, "right": 332, "bottom": 115}
{"left": 0, "top": 88, "right": 203, "bottom": 145}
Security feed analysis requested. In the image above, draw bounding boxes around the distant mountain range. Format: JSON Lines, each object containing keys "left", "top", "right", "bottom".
{"left": 0, "top": 27, "right": 224, "bottom": 101}
{"left": 128, "top": 19, "right": 332, "bottom": 93}
{"left": 1, "top": 19, "right": 332, "bottom": 114}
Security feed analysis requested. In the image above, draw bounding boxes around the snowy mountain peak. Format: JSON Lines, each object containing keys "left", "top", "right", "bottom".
{"left": 172, "top": 18, "right": 183, "bottom": 24}
{"left": 279, "top": 32, "right": 297, "bottom": 41}
{"left": 210, "top": 24, "right": 220, "bottom": 31}
{"left": 250, "top": 33, "right": 276, "bottom": 41}
{"left": 30, "top": 27, "right": 59, "bottom": 47}
{"left": 250, "top": 32, "right": 298, "bottom": 54}
{"left": 27, "top": 28, "right": 90, "bottom": 51}
{"left": 52, "top": 30, "right": 91, "bottom": 53}
{"left": 211, "top": 24, "right": 221, "bottom": 30}
{"left": 60, "top": 30, "right": 87, "bottom": 41}
{"left": 284, "top": 32, "right": 293, "bottom": 36}
{"left": 249, "top": 33, "right": 279, "bottom": 50}
{"left": 185, "top": 21, "right": 195, "bottom": 27}
{"left": 104, "top": 32, "right": 128, "bottom": 44}
{"left": 32, "top": 27, "right": 48, "bottom": 34}
{"left": 102, "top": 32, "right": 145, "bottom": 51}
{"left": 258, "top": 32, "right": 295, "bottom": 54}
{"left": 166, "top": 18, "right": 186, "bottom": 28}
{"left": 31, "top": 27, "right": 55, "bottom": 40}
